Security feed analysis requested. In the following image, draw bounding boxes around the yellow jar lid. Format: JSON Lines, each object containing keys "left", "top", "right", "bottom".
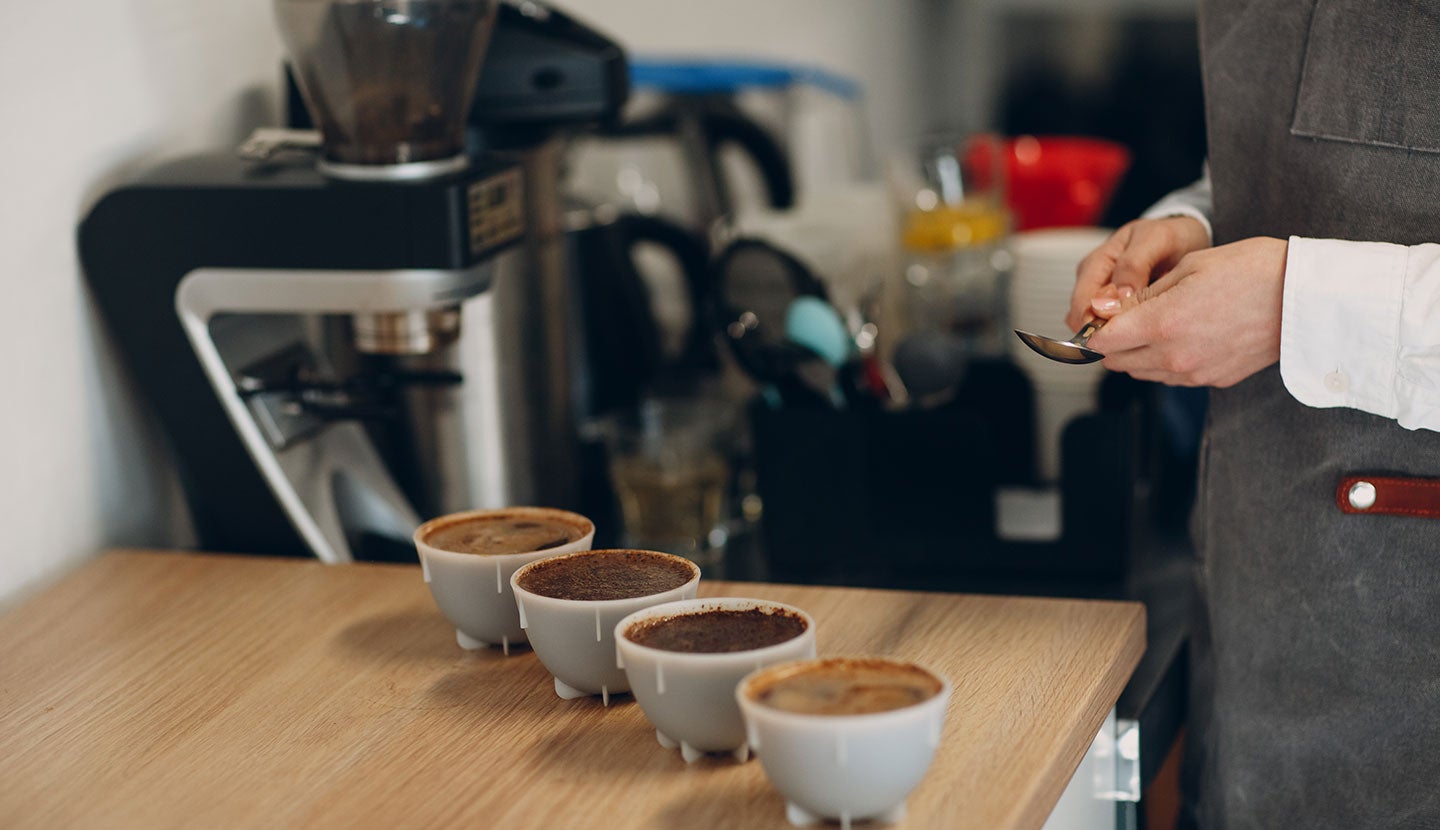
{"left": 902, "top": 203, "right": 1010, "bottom": 251}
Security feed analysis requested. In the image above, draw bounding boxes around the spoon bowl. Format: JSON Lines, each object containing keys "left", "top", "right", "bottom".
{"left": 1013, "top": 318, "right": 1106, "bottom": 365}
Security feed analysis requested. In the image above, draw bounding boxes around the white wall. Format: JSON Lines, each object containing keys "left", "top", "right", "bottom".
{"left": 0, "top": 2, "right": 284, "bottom": 604}
{"left": 0, "top": 0, "right": 928, "bottom": 605}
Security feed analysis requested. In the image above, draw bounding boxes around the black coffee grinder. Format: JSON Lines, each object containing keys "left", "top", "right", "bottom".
{"left": 80, "top": 0, "right": 626, "bottom": 563}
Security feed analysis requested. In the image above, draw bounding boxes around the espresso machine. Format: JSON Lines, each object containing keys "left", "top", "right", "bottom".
{"left": 80, "top": 0, "right": 627, "bottom": 563}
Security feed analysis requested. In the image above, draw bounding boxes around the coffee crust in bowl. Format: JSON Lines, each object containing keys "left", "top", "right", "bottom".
{"left": 417, "top": 507, "right": 592, "bottom": 556}
{"left": 625, "top": 607, "right": 808, "bottom": 653}
{"left": 747, "top": 657, "right": 943, "bottom": 716}
{"left": 516, "top": 550, "right": 695, "bottom": 601}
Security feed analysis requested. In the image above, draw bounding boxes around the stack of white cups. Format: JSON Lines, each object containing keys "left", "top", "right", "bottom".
{"left": 1008, "top": 228, "right": 1113, "bottom": 482}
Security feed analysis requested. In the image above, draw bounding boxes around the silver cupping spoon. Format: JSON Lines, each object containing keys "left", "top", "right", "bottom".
{"left": 1014, "top": 318, "right": 1106, "bottom": 364}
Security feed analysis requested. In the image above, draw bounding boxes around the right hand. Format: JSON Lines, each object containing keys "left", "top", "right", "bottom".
{"left": 1065, "top": 216, "right": 1211, "bottom": 332}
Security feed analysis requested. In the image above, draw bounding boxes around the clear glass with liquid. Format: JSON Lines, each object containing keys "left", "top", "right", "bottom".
{"left": 604, "top": 396, "right": 735, "bottom": 577}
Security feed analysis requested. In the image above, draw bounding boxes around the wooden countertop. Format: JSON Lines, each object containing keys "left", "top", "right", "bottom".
{"left": 0, "top": 550, "right": 1144, "bottom": 829}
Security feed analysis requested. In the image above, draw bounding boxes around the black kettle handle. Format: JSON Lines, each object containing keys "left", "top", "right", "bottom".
{"left": 603, "top": 107, "right": 796, "bottom": 212}
{"left": 696, "top": 110, "right": 795, "bottom": 211}
{"left": 610, "top": 213, "right": 718, "bottom": 373}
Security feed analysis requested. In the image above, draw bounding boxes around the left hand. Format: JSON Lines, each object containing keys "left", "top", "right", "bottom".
{"left": 1084, "top": 236, "right": 1288, "bottom": 388}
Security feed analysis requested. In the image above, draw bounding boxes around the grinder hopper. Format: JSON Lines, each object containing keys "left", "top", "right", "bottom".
{"left": 274, "top": 0, "right": 499, "bottom": 180}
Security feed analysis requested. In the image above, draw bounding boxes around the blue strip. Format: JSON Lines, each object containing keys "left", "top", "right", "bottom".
{"left": 629, "top": 58, "right": 861, "bottom": 100}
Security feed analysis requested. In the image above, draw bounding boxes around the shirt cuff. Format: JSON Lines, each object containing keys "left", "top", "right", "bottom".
{"left": 1139, "top": 203, "right": 1214, "bottom": 245}
{"left": 1279, "top": 236, "right": 1406, "bottom": 418}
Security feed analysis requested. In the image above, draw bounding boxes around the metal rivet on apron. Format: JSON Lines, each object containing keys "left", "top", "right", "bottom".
{"left": 1348, "top": 480, "right": 1377, "bottom": 510}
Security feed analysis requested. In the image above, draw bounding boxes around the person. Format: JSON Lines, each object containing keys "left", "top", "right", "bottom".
{"left": 1066, "top": 2, "right": 1440, "bottom": 827}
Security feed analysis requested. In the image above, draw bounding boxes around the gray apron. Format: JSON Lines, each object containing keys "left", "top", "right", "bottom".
{"left": 1189, "top": 1, "right": 1440, "bottom": 827}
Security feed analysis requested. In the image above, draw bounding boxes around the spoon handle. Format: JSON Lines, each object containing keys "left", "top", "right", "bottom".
{"left": 1073, "top": 318, "right": 1106, "bottom": 347}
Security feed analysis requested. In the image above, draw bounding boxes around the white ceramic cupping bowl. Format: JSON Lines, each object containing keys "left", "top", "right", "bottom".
{"left": 511, "top": 549, "right": 701, "bottom": 706}
{"left": 736, "top": 658, "right": 952, "bottom": 830}
{"left": 413, "top": 507, "right": 595, "bottom": 654}
{"left": 615, "top": 598, "right": 817, "bottom": 763}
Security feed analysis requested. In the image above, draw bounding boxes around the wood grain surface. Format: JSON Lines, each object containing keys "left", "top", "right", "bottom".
{"left": 0, "top": 550, "right": 1144, "bottom": 829}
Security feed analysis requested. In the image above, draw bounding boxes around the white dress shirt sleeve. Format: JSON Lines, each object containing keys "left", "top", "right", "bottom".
{"left": 1140, "top": 164, "right": 1215, "bottom": 244}
{"left": 1280, "top": 238, "right": 1440, "bottom": 432}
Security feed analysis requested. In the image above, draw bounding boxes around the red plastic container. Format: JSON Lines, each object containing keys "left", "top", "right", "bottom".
{"left": 982, "top": 136, "right": 1132, "bottom": 232}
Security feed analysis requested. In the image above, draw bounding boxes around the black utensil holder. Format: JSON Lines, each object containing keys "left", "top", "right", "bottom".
{"left": 751, "top": 359, "right": 1152, "bottom": 583}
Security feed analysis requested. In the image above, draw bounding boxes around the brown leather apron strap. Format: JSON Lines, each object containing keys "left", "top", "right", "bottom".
{"left": 1336, "top": 475, "right": 1440, "bottom": 518}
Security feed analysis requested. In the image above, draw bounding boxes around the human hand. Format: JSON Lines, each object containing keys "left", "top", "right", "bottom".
{"left": 1065, "top": 216, "right": 1211, "bottom": 331}
{"left": 1083, "top": 237, "right": 1288, "bottom": 388}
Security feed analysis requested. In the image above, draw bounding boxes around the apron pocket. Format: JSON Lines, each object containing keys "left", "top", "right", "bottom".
{"left": 1291, "top": 0, "right": 1440, "bottom": 154}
